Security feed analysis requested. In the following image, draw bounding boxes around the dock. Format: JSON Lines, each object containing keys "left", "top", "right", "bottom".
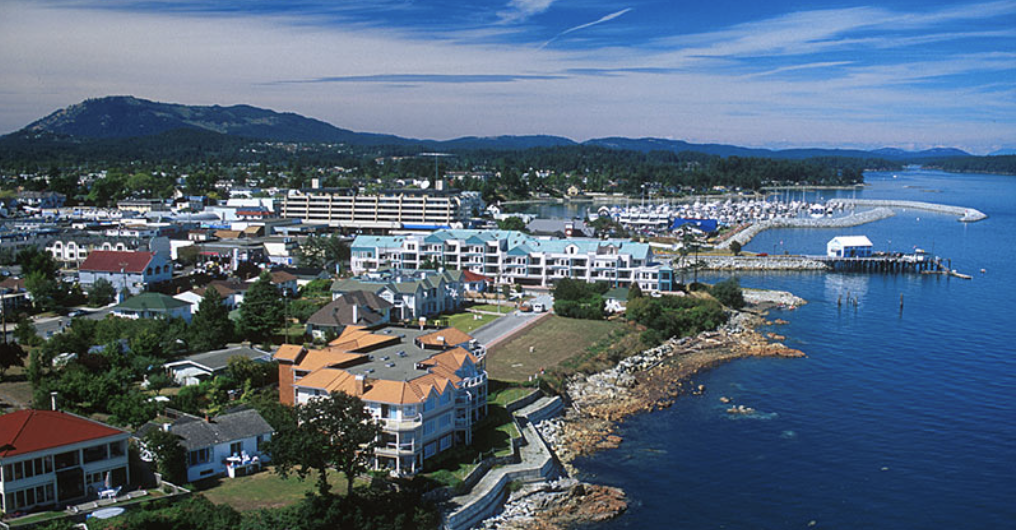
{"left": 803, "top": 253, "right": 965, "bottom": 276}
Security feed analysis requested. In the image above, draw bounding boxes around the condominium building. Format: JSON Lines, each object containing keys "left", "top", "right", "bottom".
{"left": 280, "top": 188, "right": 471, "bottom": 232}
{"left": 350, "top": 230, "right": 675, "bottom": 292}
{"left": 274, "top": 326, "right": 488, "bottom": 475}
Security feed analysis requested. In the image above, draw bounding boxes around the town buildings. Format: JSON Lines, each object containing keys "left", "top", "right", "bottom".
{"left": 350, "top": 230, "right": 675, "bottom": 292}
{"left": 274, "top": 325, "right": 488, "bottom": 475}
{"left": 0, "top": 410, "right": 130, "bottom": 514}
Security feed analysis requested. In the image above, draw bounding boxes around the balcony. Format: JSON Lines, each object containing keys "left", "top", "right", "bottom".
{"left": 375, "top": 441, "right": 417, "bottom": 456}
{"left": 379, "top": 414, "right": 423, "bottom": 431}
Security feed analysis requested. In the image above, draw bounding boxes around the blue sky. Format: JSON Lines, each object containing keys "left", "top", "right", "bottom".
{"left": 0, "top": 0, "right": 1014, "bottom": 153}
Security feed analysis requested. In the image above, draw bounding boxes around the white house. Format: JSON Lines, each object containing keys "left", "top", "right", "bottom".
{"left": 78, "top": 250, "right": 173, "bottom": 296}
{"left": 112, "top": 293, "right": 192, "bottom": 323}
{"left": 173, "top": 283, "right": 243, "bottom": 313}
{"left": 163, "top": 346, "right": 273, "bottom": 386}
{"left": 1, "top": 410, "right": 130, "bottom": 514}
{"left": 139, "top": 408, "right": 273, "bottom": 483}
{"left": 827, "top": 236, "right": 874, "bottom": 258}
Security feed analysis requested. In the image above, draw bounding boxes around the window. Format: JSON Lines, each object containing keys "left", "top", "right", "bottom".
{"left": 188, "top": 448, "right": 211, "bottom": 467}
{"left": 83, "top": 444, "right": 108, "bottom": 463}
{"left": 256, "top": 435, "right": 266, "bottom": 452}
{"left": 109, "top": 441, "right": 125, "bottom": 458}
{"left": 230, "top": 442, "right": 243, "bottom": 456}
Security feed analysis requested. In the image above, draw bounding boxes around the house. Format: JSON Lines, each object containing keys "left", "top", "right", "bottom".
{"left": 274, "top": 325, "right": 488, "bottom": 475}
{"left": 461, "top": 270, "right": 492, "bottom": 293}
{"left": 112, "top": 293, "right": 192, "bottom": 323}
{"left": 173, "top": 283, "right": 243, "bottom": 313}
{"left": 16, "top": 191, "right": 66, "bottom": 210}
{"left": 78, "top": 250, "right": 173, "bottom": 296}
{"left": 0, "top": 410, "right": 130, "bottom": 515}
{"left": 603, "top": 287, "right": 629, "bottom": 314}
{"left": 331, "top": 269, "right": 466, "bottom": 322}
{"left": 827, "top": 236, "right": 873, "bottom": 258}
{"left": 0, "top": 277, "right": 29, "bottom": 316}
{"left": 306, "top": 291, "right": 392, "bottom": 339}
{"left": 268, "top": 270, "right": 298, "bottom": 296}
{"left": 137, "top": 408, "right": 273, "bottom": 483}
{"left": 271, "top": 266, "right": 332, "bottom": 288}
{"left": 163, "top": 345, "right": 273, "bottom": 386}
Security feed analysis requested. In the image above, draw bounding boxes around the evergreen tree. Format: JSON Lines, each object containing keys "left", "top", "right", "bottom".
{"left": 238, "top": 272, "right": 283, "bottom": 343}
{"left": 628, "top": 282, "right": 644, "bottom": 300}
{"left": 88, "top": 278, "right": 117, "bottom": 307}
{"left": 191, "top": 287, "right": 233, "bottom": 352}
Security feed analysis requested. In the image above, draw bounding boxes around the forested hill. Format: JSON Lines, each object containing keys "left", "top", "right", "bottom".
{"left": 929, "top": 155, "right": 1016, "bottom": 175}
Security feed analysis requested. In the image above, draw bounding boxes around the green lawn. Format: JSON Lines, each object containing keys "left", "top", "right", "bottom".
{"left": 488, "top": 381, "right": 536, "bottom": 407}
{"left": 421, "top": 404, "right": 519, "bottom": 488}
{"left": 194, "top": 466, "right": 356, "bottom": 511}
{"left": 469, "top": 304, "right": 512, "bottom": 313}
{"left": 486, "top": 316, "right": 622, "bottom": 382}
{"left": 447, "top": 312, "right": 502, "bottom": 334}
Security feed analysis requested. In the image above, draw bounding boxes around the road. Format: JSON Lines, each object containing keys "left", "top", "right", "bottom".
{"left": 471, "top": 293, "right": 554, "bottom": 348}
{"left": 31, "top": 306, "right": 113, "bottom": 340}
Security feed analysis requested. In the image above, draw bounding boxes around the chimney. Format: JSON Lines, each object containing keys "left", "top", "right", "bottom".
{"left": 435, "top": 180, "right": 445, "bottom": 191}
{"left": 311, "top": 177, "right": 321, "bottom": 189}
{"left": 162, "top": 423, "right": 171, "bottom": 432}
{"left": 352, "top": 305, "right": 359, "bottom": 324}
{"left": 355, "top": 374, "right": 365, "bottom": 395}
{"left": 50, "top": 392, "right": 59, "bottom": 411}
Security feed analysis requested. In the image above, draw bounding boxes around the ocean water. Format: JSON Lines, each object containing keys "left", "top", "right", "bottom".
{"left": 572, "top": 170, "right": 1016, "bottom": 529}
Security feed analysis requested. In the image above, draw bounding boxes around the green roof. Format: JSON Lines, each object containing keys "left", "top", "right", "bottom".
{"left": 116, "top": 292, "right": 190, "bottom": 311}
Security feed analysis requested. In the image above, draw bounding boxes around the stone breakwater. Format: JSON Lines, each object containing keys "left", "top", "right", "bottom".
{"left": 827, "top": 198, "right": 988, "bottom": 222}
{"left": 477, "top": 478, "right": 627, "bottom": 530}
{"left": 535, "top": 304, "right": 806, "bottom": 472}
{"left": 718, "top": 207, "right": 896, "bottom": 249}
{"left": 694, "top": 255, "right": 827, "bottom": 271}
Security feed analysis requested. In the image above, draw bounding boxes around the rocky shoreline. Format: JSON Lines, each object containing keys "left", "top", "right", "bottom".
{"left": 477, "top": 293, "right": 806, "bottom": 529}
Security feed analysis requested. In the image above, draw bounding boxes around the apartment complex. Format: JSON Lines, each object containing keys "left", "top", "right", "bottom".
{"left": 280, "top": 187, "right": 472, "bottom": 232}
{"left": 350, "top": 230, "right": 675, "bottom": 292}
{"left": 274, "top": 326, "right": 488, "bottom": 475}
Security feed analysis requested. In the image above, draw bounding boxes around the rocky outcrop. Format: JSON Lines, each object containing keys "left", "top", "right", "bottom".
{"left": 477, "top": 478, "right": 627, "bottom": 530}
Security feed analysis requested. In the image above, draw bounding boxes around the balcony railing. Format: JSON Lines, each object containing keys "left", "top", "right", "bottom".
{"left": 375, "top": 441, "right": 416, "bottom": 455}
{"left": 379, "top": 414, "right": 423, "bottom": 430}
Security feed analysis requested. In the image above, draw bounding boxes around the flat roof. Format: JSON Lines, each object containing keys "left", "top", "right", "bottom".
{"left": 342, "top": 327, "right": 456, "bottom": 382}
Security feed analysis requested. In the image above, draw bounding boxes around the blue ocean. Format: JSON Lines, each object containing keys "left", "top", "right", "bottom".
{"left": 572, "top": 169, "right": 1016, "bottom": 529}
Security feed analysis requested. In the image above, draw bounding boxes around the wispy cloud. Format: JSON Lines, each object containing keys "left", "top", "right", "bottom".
{"left": 267, "top": 73, "right": 565, "bottom": 85}
{"left": 540, "top": 7, "right": 632, "bottom": 49}
{"left": 497, "top": 0, "right": 557, "bottom": 24}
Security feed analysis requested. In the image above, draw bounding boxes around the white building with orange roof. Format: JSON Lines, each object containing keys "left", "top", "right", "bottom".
{"left": 273, "top": 326, "right": 488, "bottom": 475}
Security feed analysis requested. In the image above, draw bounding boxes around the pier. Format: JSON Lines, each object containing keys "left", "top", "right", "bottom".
{"left": 827, "top": 199, "right": 988, "bottom": 222}
{"left": 803, "top": 254, "right": 944, "bottom": 274}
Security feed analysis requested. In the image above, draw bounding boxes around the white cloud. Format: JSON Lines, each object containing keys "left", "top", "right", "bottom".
{"left": 541, "top": 7, "right": 632, "bottom": 49}
{"left": 497, "top": 0, "right": 557, "bottom": 24}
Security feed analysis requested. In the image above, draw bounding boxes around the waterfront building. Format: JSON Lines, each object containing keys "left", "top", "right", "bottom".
{"left": 0, "top": 410, "right": 130, "bottom": 514}
{"left": 136, "top": 408, "right": 273, "bottom": 483}
{"left": 273, "top": 325, "right": 488, "bottom": 475}
{"left": 350, "top": 230, "right": 675, "bottom": 292}
{"left": 827, "top": 235, "right": 874, "bottom": 258}
{"left": 280, "top": 187, "right": 471, "bottom": 232}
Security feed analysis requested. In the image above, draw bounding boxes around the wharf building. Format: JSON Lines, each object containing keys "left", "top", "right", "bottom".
{"left": 274, "top": 326, "right": 488, "bottom": 475}
{"left": 279, "top": 185, "right": 475, "bottom": 233}
{"left": 351, "top": 230, "right": 675, "bottom": 292}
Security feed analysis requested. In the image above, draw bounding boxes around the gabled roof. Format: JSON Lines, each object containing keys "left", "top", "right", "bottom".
{"left": 830, "top": 235, "right": 873, "bottom": 247}
{"left": 191, "top": 283, "right": 237, "bottom": 298}
{"left": 462, "top": 270, "right": 491, "bottom": 283}
{"left": 418, "top": 328, "right": 473, "bottom": 348}
{"left": 269, "top": 271, "right": 298, "bottom": 284}
{"left": 79, "top": 250, "right": 156, "bottom": 274}
{"left": 161, "top": 408, "right": 274, "bottom": 452}
{"left": 164, "top": 346, "right": 272, "bottom": 373}
{"left": 273, "top": 344, "right": 306, "bottom": 363}
{"left": 116, "top": 292, "right": 191, "bottom": 312}
{"left": 0, "top": 410, "right": 126, "bottom": 458}
{"left": 307, "top": 291, "right": 393, "bottom": 329}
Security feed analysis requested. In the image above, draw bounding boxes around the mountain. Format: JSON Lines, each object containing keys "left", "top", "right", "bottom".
{"left": 6, "top": 96, "right": 974, "bottom": 161}
{"left": 988, "top": 148, "right": 1016, "bottom": 156}
{"left": 21, "top": 96, "right": 412, "bottom": 145}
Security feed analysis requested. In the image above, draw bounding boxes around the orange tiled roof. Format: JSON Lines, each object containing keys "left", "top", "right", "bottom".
{"left": 273, "top": 344, "right": 306, "bottom": 362}
{"left": 418, "top": 328, "right": 473, "bottom": 348}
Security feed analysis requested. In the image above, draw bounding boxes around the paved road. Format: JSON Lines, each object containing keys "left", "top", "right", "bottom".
{"left": 32, "top": 306, "right": 113, "bottom": 339}
{"left": 471, "top": 293, "right": 554, "bottom": 348}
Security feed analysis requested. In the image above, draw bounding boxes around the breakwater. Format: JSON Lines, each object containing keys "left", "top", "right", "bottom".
{"left": 827, "top": 198, "right": 988, "bottom": 221}
{"left": 693, "top": 255, "right": 827, "bottom": 271}
{"left": 718, "top": 207, "right": 895, "bottom": 249}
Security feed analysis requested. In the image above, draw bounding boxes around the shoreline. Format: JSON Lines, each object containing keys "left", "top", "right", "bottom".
{"left": 478, "top": 292, "right": 806, "bottom": 529}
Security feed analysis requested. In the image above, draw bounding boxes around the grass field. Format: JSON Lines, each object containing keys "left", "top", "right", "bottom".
{"left": 469, "top": 304, "right": 512, "bottom": 314}
{"left": 447, "top": 312, "right": 502, "bottom": 334}
{"left": 0, "top": 366, "right": 34, "bottom": 410}
{"left": 195, "top": 466, "right": 356, "bottom": 511}
{"left": 485, "top": 316, "right": 623, "bottom": 382}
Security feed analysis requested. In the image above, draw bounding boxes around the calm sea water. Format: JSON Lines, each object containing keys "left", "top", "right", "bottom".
{"left": 570, "top": 169, "right": 1016, "bottom": 529}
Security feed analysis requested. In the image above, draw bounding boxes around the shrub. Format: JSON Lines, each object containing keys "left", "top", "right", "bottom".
{"left": 711, "top": 278, "right": 745, "bottom": 309}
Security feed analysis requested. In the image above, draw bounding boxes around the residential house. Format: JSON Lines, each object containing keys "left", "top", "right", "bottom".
{"left": 163, "top": 346, "right": 273, "bottom": 386}
{"left": 0, "top": 277, "right": 29, "bottom": 316}
{"left": 0, "top": 410, "right": 130, "bottom": 514}
{"left": 112, "top": 293, "right": 192, "bottom": 323}
{"left": 137, "top": 408, "right": 273, "bottom": 483}
{"left": 274, "top": 325, "right": 487, "bottom": 475}
{"left": 305, "top": 291, "right": 392, "bottom": 340}
{"left": 78, "top": 250, "right": 173, "bottom": 296}
{"left": 16, "top": 191, "right": 66, "bottom": 210}
{"left": 173, "top": 283, "right": 243, "bottom": 314}
{"left": 331, "top": 269, "right": 465, "bottom": 322}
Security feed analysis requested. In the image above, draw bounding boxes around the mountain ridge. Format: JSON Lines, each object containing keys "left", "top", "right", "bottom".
{"left": 9, "top": 96, "right": 972, "bottom": 160}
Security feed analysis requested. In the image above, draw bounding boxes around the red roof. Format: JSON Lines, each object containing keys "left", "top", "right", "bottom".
{"left": 79, "top": 250, "right": 156, "bottom": 274}
{"left": 462, "top": 270, "right": 492, "bottom": 282}
{"left": 0, "top": 410, "right": 126, "bottom": 458}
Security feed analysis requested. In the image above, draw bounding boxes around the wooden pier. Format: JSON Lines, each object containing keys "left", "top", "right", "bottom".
{"left": 804, "top": 254, "right": 947, "bottom": 274}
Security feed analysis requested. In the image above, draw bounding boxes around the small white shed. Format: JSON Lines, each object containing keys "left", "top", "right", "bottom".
{"left": 827, "top": 236, "right": 873, "bottom": 258}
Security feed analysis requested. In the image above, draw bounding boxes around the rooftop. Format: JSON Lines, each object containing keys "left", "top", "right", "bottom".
{"left": 0, "top": 410, "right": 126, "bottom": 458}
{"left": 165, "top": 345, "right": 272, "bottom": 372}
{"left": 116, "top": 292, "right": 191, "bottom": 311}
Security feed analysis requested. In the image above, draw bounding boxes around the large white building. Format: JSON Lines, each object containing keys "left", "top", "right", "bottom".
{"left": 280, "top": 187, "right": 471, "bottom": 232}
{"left": 274, "top": 326, "right": 487, "bottom": 475}
{"left": 350, "top": 230, "right": 675, "bottom": 292}
{"left": 1, "top": 410, "right": 130, "bottom": 515}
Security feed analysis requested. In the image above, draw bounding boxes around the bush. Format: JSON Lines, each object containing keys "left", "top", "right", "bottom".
{"left": 711, "top": 278, "right": 745, "bottom": 309}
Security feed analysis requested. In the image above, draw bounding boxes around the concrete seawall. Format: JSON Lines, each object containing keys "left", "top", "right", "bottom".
{"left": 694, "top": 255, "right": 828, "bottom": 271}
{"left": 827, "top": 199, "right": 987, "bottom": 221}
{"left": 718, "top": 207, "right": 895, "bottom": 249}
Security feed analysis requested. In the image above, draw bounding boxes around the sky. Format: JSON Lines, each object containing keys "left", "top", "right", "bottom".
{"left": 0, "top": 0, "right": 1014, "bottom": 154}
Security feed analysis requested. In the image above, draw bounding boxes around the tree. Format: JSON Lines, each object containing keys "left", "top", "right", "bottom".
{"left": 0, "top": 342, "right": 26, "bottom": 381}
{"left": 729, "top": 240, "right": 742, "bottom": 256}
{"left": 711, "top": 278, "right": 745, "bottom": 310}
{"left": 496, "top": 216, "right": 528, "bottom": 232}
{"left": 142, "top": 428, "right": 187, "bottom": 485}
{"left": 14, "top": 318, "right": 42, "bottom": 347}
{"left": 16, "top": 247, "right": 59, "bottom": 281}
{"left": 268, "top": 391, "right": 381, "bottom": 496}
{"left": 191, "top": 287, "right": 233, "bottom": 352}
{"left": 25, "top": 270, "right": 62, "bottom": 312}
{"left": 295, "top": 234, "right": 349, "bottom": 270}
{"left": 88, "top": 278, "right": 117, "bottom": 307}
{"left": 628, "top": 283, "right": 644, "bottom": 300}
{"left": 238, "top": 272, "right": 284, "bottom": 343}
